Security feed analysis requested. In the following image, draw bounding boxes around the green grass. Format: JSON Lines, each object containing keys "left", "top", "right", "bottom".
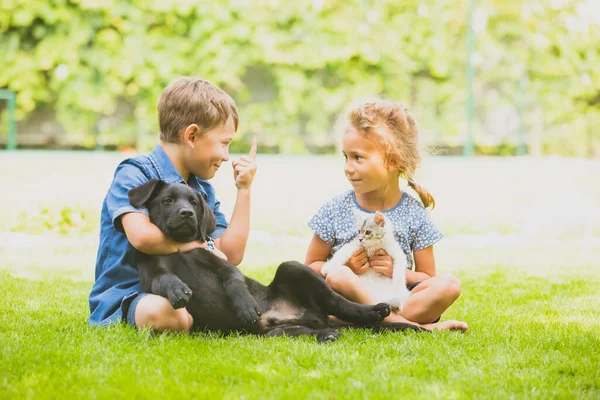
{"left": 1, "top": 237, "right": 599, "bottom": 399}
{"left": 1, "top": 152, "right": 599, "bottom": 398}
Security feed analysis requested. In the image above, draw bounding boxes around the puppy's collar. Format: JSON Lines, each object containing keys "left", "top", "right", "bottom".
{"left": 206, "top": 237, "right": 215, "bottom": 253}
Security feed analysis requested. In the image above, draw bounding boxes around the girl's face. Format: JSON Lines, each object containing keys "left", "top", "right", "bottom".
{"left": 342, "top": 126, "right": 393, "bottom": 194}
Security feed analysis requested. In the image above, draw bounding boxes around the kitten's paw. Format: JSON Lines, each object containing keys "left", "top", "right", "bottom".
{"left": 166, "top": 282, "right": 192, "bottom": 309}
{"left": 321, "top": 263, "right": 332, "bottom": 276}
{"left": 388, "top": 296, "right": 409, "bottom": 312}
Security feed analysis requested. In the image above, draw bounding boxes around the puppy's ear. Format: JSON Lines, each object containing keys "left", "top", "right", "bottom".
{"left": 128, "top": 180, "right": 165, "bottom": 208}
{"left": 196, "top": 193, "right": 216, "bottom": 241}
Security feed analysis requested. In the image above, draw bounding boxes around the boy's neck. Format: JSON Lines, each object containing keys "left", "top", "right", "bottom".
{"left": 160, "top": 141, "right": 191, "bottom": 183}
{"left": 355, "top": 177, "right": 402, "bottom": 212}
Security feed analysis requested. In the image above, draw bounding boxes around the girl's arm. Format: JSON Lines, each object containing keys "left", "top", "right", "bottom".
{"left": 407, "top": 245, "right": 436, "bottom": 285}
{"left": 305, "top": 234, "right": 333, "bottom": 276}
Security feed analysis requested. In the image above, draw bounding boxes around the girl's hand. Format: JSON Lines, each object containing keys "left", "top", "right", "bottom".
{"left": 232, "top": 138, "right": 258, "bottom": 189}
{"left": 369, "top": 249, "right": 394, "bottom": 278}
{"left": 346, "top": 247, "right": 370, "bottom": 275}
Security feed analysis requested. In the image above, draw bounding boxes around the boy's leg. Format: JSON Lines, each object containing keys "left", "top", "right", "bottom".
{"left": 399, "top": 273, "right": 462, "bottom": 325}
{"left": 130, "top": 294, "right": 194, "bottom": 332}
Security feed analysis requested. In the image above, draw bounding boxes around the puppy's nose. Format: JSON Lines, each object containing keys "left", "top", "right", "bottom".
{"left": 179, "top": 208, "right": 194, "bottom": 218}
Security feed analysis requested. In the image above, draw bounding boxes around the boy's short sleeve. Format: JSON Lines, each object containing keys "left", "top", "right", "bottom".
{"left": 209, "top": 197, "right": 228, "bottom": 239}
{"left": 198, "top": 180, "right": 228, "bottom": 239}
{"left": 308, "top": 201, "right": 336, "bottom": 246}
{"left": 106, "top": 162, "right": 149, "bottom": 233}
{"left": 410, "top": 207, "right": 444, "bottom": 251}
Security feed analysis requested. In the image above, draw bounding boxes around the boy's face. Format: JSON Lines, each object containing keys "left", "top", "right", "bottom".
{"left": 185, "top": 117, "right": 235, "bottom": 180}
{"left": 342, "top": 126, "right": 392, "bottom": 194}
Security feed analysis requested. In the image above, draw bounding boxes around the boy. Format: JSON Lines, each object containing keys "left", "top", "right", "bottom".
{"left": 88, "top": 77, "right": 257, "bottom": 332}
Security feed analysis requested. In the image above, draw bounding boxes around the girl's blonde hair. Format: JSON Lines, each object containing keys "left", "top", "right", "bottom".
{"left": 343, "top": 98, "right": 435, "bottom": 209}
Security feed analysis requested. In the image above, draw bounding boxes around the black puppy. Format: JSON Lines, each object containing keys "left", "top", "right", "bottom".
{"left": 128, "top": 180, "right": 421, "bottom": 343}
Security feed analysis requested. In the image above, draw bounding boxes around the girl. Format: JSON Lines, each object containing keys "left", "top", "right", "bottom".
{"left": 306, "top": 99, "right": 468, "bottom": 331}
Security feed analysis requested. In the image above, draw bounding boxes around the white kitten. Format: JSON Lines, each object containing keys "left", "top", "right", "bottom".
{"left": 321, "top": 211, "right": 410, "bottom": 310}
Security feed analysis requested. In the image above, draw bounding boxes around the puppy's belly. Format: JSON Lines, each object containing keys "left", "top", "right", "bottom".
{"left": 359, "top": 270, "right": 400, "bottom": 304}
{"left": 257, "top": 300, "right": 303, "bottom": 330}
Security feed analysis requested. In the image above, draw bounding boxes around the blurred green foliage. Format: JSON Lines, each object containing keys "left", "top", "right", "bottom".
{"left": 0, "top": 0, "right": 599, "bottom": 155}
{"left": 10, "top": 205, "right": 98, "bottom": 235}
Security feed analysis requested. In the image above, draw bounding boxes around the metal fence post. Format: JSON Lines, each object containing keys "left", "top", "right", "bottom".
{"left": 0, "top": 89, "right": 17, "bottom": 150}
{"left": 465, "top": 0, "right": 476, "bottom": 157}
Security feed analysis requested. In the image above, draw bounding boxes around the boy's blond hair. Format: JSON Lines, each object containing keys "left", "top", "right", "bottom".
{"left": 158, "top": 77, "right": 239, "bottom": 143}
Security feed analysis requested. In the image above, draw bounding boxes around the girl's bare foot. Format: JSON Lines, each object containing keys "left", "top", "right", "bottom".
{"left": 328, "top": 314, "right": 468, "bottom": 332}
{"left": 422, "top": 320, "right": 468, "bottom": 331}
{"left": 385, "top": 312, "right": 468, "bottom": 331}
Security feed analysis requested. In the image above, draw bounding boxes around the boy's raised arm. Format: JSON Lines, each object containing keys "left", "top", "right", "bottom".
{"left": 217, "top": 139, "right": 258, "bottom": 265}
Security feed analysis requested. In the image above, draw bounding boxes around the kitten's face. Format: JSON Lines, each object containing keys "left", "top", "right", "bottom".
{"left": 357, "top": 212, "right": 386, "bottom": 243}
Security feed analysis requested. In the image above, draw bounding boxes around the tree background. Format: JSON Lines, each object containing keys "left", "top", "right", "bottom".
{"left": 1, "top": 0, "right": 599, "bottom": 156}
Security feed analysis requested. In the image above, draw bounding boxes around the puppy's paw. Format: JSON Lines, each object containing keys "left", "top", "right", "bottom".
{"left": 370, "top": 303, "right": 392, "bottom": 321}
{"left": 316, "top": 329, "right": 341, "bottom": 344}
{"left": 166, "top": 282, "right": 193, "bottom": 309}
{"left": 235, "top": 300, "right": 262, "bottom": 326}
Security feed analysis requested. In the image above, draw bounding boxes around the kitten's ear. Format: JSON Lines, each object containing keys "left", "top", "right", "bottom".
{"left": 374, "top": 211, "right": 385, "bottom": 227}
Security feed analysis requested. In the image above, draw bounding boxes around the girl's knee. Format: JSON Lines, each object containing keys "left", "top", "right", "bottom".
{"left": 436, "top": 273, "right": 461, "bottom": 301}
{"left": 135, "top": 295, "right": 193, "bottom": 332}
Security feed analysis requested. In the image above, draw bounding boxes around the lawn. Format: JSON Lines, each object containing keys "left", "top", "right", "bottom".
{"left": 1, "top": 151, "right": 599, "bottom": 399}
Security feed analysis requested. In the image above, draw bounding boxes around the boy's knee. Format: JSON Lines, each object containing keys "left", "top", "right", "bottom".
{"left": 135, "top": 295, "right": 193, "bottom": 332}
{"left": 437, "top": 273, "right": 461, "bottom": 300}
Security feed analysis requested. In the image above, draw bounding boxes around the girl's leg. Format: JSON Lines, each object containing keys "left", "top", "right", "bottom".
{"left": 325, "top": 266, "right": 374, "bottom": 304}
{"left": 326, "top": 268, "right": 467, "bottom": 331}
{"left": 134, "top": 294, "right": 194, "bottom": 332}
{"left": 400, "top": 273, "right": 462, "bottom": 325}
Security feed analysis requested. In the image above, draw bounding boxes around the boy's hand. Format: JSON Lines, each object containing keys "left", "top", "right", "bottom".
{"left": 177, "top": 240, "right": 227, "bottom": 261}
{"left": 232, "top": 138, "right": 257, "bottom": 189}
{"left": 346, "top": 247, "right": 369, "bottom": 275}
{"left": 177, "top": 240, "right": 208, "bottom": 253}
{"left": 212, "top": 247, "right": 228, "bottom": 261}
{"left": 369, "top": 249, "right": 393, "bottom": 278}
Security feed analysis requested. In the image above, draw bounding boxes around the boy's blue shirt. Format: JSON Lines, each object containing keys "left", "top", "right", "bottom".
{"left": 88, "top": 144, "right": 228, "bottom": 326}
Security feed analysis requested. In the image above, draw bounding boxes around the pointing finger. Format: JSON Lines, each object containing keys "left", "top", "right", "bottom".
{"left": 249, "top": 138, "right": 257, "bottom": 160}
{"left": 234, "top": 160, "right": 251, "bottom": 168}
